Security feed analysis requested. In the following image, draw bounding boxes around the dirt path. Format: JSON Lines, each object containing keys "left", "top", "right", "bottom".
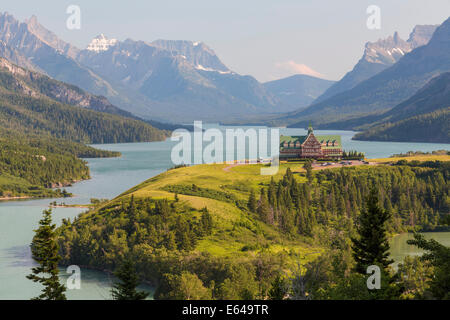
{"left": 223, "top": 163, "right": 246, "bottom": 172}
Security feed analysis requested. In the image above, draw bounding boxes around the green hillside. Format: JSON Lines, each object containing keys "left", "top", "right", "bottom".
{"left": 0, "top": 128, "right": 119, "bottom": 199}
{"left": 0, "top": 89, "right": 168, "bottom": 144}
{"left": 57, "top": 159, "right": 449, "bottom": 299}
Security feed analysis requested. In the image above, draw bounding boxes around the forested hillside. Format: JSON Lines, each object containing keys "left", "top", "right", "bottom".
{"left": 0, "top": 92, "right": 169, "bottom": 144}
{"left": 353, "top": 107, "right": 450, "bottom": 143}
{"left": 351, "top": 72, "right": 450, "bottom": 143}
{"left": 0, "top": 78, "right": 169, "bottom": 144}
{"left": 0, "top": 56, "right": 170, "bottom": 198}
{"left": 57, "top": 160, "right": 449, "bottom": 299}
{"left": 0, "top": 128, "right": 119, "bottom": 199}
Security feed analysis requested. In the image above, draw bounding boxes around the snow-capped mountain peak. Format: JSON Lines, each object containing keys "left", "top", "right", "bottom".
{"left": 86, "top": 34, "right": 118, "bottom": 52}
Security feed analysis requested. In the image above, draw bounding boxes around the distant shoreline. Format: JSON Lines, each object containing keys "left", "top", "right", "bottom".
{"left": 0, "top": 196, "right": 32, "bottom": 201}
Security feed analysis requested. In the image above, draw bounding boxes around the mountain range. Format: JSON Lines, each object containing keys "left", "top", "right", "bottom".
{"left": 0, "top": 12, "right": 334, "bottom": 123}
{"left": 280, "top": 17, "right": 450, "bottom": 129}
{"left": 0, "top": 11, "right": 448, "bottom": 143}
{"left": 314, "top": 25, "right": 438, "bottom": 103}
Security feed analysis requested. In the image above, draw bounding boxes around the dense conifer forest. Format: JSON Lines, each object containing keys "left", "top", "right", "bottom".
{"left": 0, "top": 90, "right": 168, "bottom": 144}
{"left": 353, "top": 108, "right": 450, "bottom": 143}
{"left": 0, "top": 128, "right": 119, "bottom": 198}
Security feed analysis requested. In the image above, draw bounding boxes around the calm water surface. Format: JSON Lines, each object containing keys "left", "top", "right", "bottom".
{"left": 0, "top": 126, "right": 449, "bottom": 299}
{"left": 389, "top": 232, "right": 450, "bottom": 267}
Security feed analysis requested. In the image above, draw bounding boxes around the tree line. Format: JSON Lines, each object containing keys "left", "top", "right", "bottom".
{"left": 250, "top": 162, "right": 448, "bottom": 240}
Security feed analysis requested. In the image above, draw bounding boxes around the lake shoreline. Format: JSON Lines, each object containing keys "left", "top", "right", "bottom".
{"left": 1, "top": 128, "right": 449, "bottom": 300}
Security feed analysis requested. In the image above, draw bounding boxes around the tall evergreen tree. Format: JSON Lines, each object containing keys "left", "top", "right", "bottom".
{"left": 111, "top": 259, "right": 149, "bottom": 300}
{"left": 351, "top": 189, "right": 393, "bottom": 274}
{"left": 27, "top": 209, "right": 67, "bottom": 300}
{"left": 200, "top": 208, "right": 213, "bottom": 236}
{"left": 268, "top": 274, "right": 287, "bottom": 300}
{"left": 304, "top": 160, "right": 313, "bottom": 184}
{"left": 257, "top": 189, "right": 272, "bottom": 224}
{"left": 247, "top": 190, "right": 257, "bottom": 213}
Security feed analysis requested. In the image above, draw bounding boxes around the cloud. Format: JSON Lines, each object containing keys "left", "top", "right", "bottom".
{"left": 274, "top": 61, "right": 324, "bottom": 78}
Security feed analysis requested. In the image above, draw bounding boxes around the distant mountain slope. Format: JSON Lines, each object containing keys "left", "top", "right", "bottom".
{"left": 0, "top": 12, "right": 117, "bottom": 98}
{"left": 0, "top": 57, "right": 132, "bottom": 117}
{"left": 0, "top": 39, "right": 40, "bottom": 72}
{"left": 0, "top": 12, "right": 282, "bottom": 122}
{"left": 381, "top": 71, "right": 450, "bottom": 122}
{"left": 263, "top": 74, "right": 335, "bottom": 112}
{"left": 0, "top": 55, "right": 188, "bottom": 131}
{"left": 284, "top": 17, "right": 450, "bottom": 128}
{"left": 77, "top": 38, "right": 278, "bottom": 122}
{"left": 315, "top": 25, "right": 438, "bottom": 104}
{"left": 353, "top": 108, "right": 449, "bottom": 143}
{"left": 352, "top": 72, "right": 450, "bottom": 143}
{"left": 319, "top": 71, "right": 450, "bottom": 130}
{"left": 0, "top": 58, "right": 168, "bottom": 143}
{"left": 150, "top": 39, "right": 229, "bottom": 72}
{"left": 0, "top": 90, "right": 168, "bottom": 144}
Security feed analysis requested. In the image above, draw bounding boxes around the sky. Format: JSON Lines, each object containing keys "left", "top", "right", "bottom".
{"left": 1, "top": 0, "right": 449, "bottom": 82}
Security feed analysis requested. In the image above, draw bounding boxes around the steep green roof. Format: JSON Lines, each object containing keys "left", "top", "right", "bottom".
{"left": 280, "top": 134, "right": 342, "bottom": 150}
{"left": 280, "top": 135, "right": 307, "bottom": 149}
{"left": 315, "top": 135, "right": 342, "bottom": 149}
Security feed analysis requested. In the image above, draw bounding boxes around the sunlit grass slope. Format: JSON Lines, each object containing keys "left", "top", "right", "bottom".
{"left": 94, "top": 163, "right": 323, "bottom": 268}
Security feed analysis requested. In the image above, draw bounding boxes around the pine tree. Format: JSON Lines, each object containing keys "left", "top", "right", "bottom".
{"left": 268, "top": 274, "right": 287, "bottom": 300}
{"left": 351, "top": 190, "right": 393, "bottom": 274}
{"left": 268, "top": 178, "right": 277, "bottom": 206}
{"left": 304, "top": 160, "right": 313, "bottom": 184}
{"left": 200, "top": 208, "right": 213, "bottom": 235}
{"left": 257, "top": 189, "right": 272, "bottom": 224}
{"left": 111, "top": 259, "right": 149, "bottom": 300}
{"left": 165, "top": 232, "right": 177, "bottom": 250}
{"left": 247, "top": 190, "right": 257, "bottom": 213}
{"left": 27, "top": 209, "right": 67, "bottom": 300}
